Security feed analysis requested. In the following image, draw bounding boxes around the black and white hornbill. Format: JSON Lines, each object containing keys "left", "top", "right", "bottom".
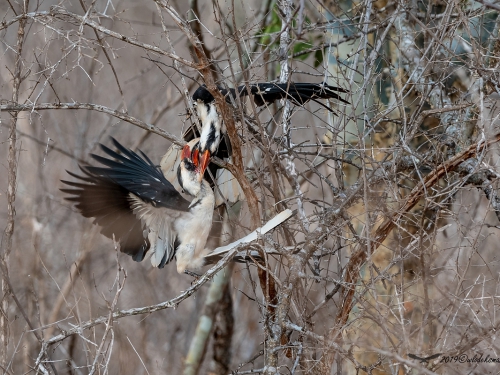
{"left": 159, "top": 81, "right": 349, "bottom": 205}
{"left": 160, "top": 136, "right": 242, "bottom": 208}
{"left": 190, "top": 82, "right": 349, "bottom": 155}
{"left": 61, "top": 138, "right": 214, "bottom": 274}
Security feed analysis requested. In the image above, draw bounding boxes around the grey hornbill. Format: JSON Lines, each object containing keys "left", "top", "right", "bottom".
{"left": 61, "top": 138, "right": 214, "bottom": 274}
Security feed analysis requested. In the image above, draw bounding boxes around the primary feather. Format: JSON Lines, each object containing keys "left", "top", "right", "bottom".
{"left": 61, "top": 138, "right": 214, "bottom": 273}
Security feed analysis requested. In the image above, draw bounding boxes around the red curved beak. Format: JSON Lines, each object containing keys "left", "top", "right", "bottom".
{"left": 181, "top": 144, "right": 192, "bottom": 160}
{"left": 197, "top": 150, "right": 210, "bottom": 181}
{"left": 192, "top": 148, "right": 199, "bottom": 166}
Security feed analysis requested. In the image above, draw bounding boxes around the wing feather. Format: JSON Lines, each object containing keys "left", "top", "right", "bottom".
{"left": 237, "top": 82, "right": 350, "bottom": 107}
{"left": 193, "top": 82, "right": 348, "bottom": 112}
{"left": 61, "top": 138, "right": 190, "bottom": 266}
{"left": 128, "top": 194, "right": 182, "bottom": 268}
{"left": 84, "top": 137, "right": 190, "bottom": 211}
{"left": 61, "top": 169, "right": 149, "bottom": 260}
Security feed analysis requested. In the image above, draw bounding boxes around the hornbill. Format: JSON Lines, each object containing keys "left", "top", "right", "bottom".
{"left": 160, "top": 137, "right": 243, "bottom": 207}
{"left": 160, "top": 82, "right": 349, "bottom": 205}
{"left": 61, "top": 138, "right": 214, "bottom": 274}
{"left": 190, "top": 81, "right": 349, "bottom": 155}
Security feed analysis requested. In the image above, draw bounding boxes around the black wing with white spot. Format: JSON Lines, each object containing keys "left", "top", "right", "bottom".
{"left": 225, "top": 82, "right": 349, "bottom": 109}
{"left": 88, "top": 137, "right": 190, "bottom": 211}
{"left": 192, "top": 82, "right": 349, "bottom": 110}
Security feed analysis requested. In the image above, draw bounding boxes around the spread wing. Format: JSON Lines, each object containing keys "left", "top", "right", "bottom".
{"left": 88, "top": 137, "right": 190, "bottom": 210}
{"left": 61, "top": 137, "right": 190, "bottom": 267}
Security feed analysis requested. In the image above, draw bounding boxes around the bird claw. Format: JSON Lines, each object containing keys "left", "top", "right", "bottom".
{"left": 184, "top": 269, "right": 201, "bottom": 283}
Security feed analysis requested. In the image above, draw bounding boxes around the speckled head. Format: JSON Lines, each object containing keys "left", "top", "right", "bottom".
{"left": 192, "top": 85, "right": 215, "bottom": 104}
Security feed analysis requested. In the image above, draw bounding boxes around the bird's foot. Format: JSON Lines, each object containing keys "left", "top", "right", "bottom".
{"left": 184, "top": 269, "right": 201, "bottom": 284}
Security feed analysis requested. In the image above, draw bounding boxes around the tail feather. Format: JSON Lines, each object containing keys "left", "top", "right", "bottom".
{"left": 194, "top": 82, "right": 348, "bottom": 112}
{"left": 229, "top": 82, "right": 349, "bottom": 109}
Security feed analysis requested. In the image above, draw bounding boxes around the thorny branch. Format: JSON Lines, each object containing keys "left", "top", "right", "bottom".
{"left": 3, "top": 0, "right": 500, "bottom": 374}
{"left": 0, "top": 102, "right": 184, "bottom": 145}
{"left": 33, "top": 245, "right": 241, "bottom": 356}
{"left": 337, "top": 132, "right": 500, "bottom": 329}
{"left": 1, "top": 0, "right": 28, "bottom": 367}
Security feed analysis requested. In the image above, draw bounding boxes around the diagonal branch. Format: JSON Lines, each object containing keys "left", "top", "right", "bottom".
{"left": 154, "top": 0, "right": 261, "bottom": 227}
{"left": 336, "top": 132, "right": 500, "bottom": 328}
{"left": 43, "top": 209, "right": 292, "bottom": 347}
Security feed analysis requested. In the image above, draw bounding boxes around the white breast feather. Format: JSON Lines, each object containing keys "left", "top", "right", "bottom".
{"left": 127, "top": 180, "right": 215, "bottom": 273}
{"left": 174, "top": 183, "right": 214, "bottom": 273}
